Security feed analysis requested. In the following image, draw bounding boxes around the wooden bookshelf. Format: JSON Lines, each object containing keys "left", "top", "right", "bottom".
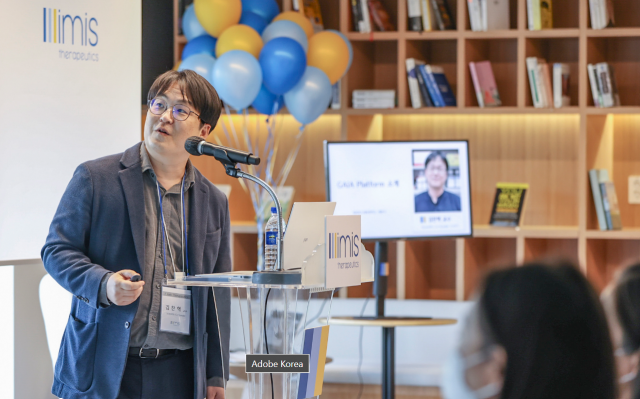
{"left": 173, "top": 0, "right": 640, "bottom": 300}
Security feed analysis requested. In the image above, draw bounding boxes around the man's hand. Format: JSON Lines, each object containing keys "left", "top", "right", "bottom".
{"left": 106, "top": 270, "right": 144, "bottom": 306}
{"left": 207, "top": 386, "right": 225, "bottom": 399}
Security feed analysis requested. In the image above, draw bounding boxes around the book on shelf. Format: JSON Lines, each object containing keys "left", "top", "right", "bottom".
{"left": 413, "top": 60, "right": 435, "bottom": 107}
{"left": 368, "top": 0, "right": 395, "bottom": 31}
{"left": 589, "top": 0, "right": 615, "bottom": 29}
{"left": 469, "top": 0, "right": 509, "bottom": 31}
{"left": 527, "top": 0, "right": 541, "bottom": 30}
{"left": 489, "top": 183, "right": 529, "bottom": 227}
{"left": 553, "top": 63, "right": 570, "bottom": 108}
{"left": 302, "top": 0, "right": 324, "bottom": 34}
{"left": 406, "top": 58, "right": 423, "bottom": 109}
{"left": 469, "top": 61, "right": 501, "bottom": 107}
{"left": 351, "top": 0, "right": 363, "bottom": 31}
{"left": 589, "top": 169, "right": 607, "bottom": 231}
{"left": 418, "top": 65, "right": 444, "bottom": 107}
{"left": 407, "top": 0, "right": 423, "bottom": 31}
{"left": 600, "top": 181, "right": 622, "bottom": 230}
{"left": 539, "top": 63, "right": 553, "bottom": 109}
{"left": 587, "top": 64, "right": 603, "bottom": 107}
{"left": 526, "top": 57, "right": 545, "bottom": 108}
{"left": 421, "top": 0, "right": 435, "bottom": 31}
{"left": 352, "top": 90, "right": 395, "bottom": 109}
{"left": 540, "top": 0, "right": 553, "bottom": 29}
{"left": 429, "top": 65, "right": 457, "bottom": 107}
{"left": 430, "top": 0, "right": 455, "bottom": 30}
{"left": 360, "top": 0, "right": 372, "bottom": 33}
{"left": 588, "top": 62, "right": 620, "bottom": 108}
{"left": 331, "top": 81, "right": 341, "bottom": 110}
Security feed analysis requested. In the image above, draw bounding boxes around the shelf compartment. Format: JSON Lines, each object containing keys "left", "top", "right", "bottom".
{"left": 547, "top": 0, "right": 580, "bottom": 29}
{"left": 463, "top": 237, "right": 517, "bottom": 299}
{"left": 524, "top": 38, "right": 579, "bottom": 107}
{"left": 404, "top": 39, "right": 457, "bottom": 109}
{"left": 523, "top": 238, "right": 579, "bottom": 263}
{"left": 586, "top": 114, "right": 640, "bottom": 229}
{"left": 380, "top": 113, "right": 580, "bottom": 227}
{"left": 587, "top": 37, "right": 640, "bottom": 107}
{"left": 465, "top": 38, "right": 518, "bottom": 107}
{"left": 404, "top": 239, "right": 456, "bottom": 300}
{"left": 462, "top": 0, "right": 517, "bottom": 31}
{"left": 347, "top": 0, "right": 398, "bottom": 33}
{"left": 347, "top": 40, "right": 399, "bottom": 109}
{"left": 586, "top": 238, "right": 640, "bottom": 293}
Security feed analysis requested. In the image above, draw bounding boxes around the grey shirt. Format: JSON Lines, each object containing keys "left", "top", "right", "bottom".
{"left": 100, "top": 143, "right": 195, "bottom": 350}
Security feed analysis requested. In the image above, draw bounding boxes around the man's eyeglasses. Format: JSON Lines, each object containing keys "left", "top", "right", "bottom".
{"left": 148, "top": 98, "right": 201, "bottom": 122}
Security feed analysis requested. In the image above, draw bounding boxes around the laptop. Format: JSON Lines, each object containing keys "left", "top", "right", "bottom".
{"left": 283, "top": 202, "right": 336, "bottom": 270}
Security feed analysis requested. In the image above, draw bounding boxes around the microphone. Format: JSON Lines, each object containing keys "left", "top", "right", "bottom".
{"left": 185, "top": 136, "right": 260, "bottom": 166}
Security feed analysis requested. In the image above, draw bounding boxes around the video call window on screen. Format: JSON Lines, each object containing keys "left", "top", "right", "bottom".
{"left": 412, "top": 149, "right": 462, "bottom": 213}
{"left": 325, "top": 140, "right": 472, "bottom": 240}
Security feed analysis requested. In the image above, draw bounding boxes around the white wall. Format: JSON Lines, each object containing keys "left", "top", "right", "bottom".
{"left": 0, "top": 266, "right": 14, "bottom": 398}
{"left": 0, "top": 0, "right": 141, "bottom": 262}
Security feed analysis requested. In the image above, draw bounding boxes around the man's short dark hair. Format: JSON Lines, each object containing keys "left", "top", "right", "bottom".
{"left": 424, "top": 151, "right": 449, "bottom": 171}
{"left": 147, "top": 70, "right": 222, "bottom": 129}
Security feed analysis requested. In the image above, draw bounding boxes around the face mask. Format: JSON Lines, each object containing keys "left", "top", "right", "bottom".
{"left": 441, "top": 350, "right": 502, "bottom": 399}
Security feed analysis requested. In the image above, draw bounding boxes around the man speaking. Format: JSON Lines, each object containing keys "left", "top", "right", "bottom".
{"left": 42, "top": 70, "right": 230, "bottom": 399}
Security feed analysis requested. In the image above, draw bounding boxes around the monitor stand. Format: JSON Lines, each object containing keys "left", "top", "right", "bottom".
{"left": 373, "top": 241, "right": 389, "bottom": 316}
{"left": 374, "top": 241, "right": 394, "bottom": 398}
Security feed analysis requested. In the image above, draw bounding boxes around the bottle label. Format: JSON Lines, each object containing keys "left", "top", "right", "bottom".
{"left": 265, "top": 231, "right": 278, "bottom": 246}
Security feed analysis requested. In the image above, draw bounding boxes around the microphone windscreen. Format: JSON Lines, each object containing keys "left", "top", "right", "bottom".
{"left": 185, "top": 136, "right": 204, "bottom": 156}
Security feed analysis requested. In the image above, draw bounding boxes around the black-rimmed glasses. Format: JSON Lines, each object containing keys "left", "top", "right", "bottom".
{"left": 148, "top": 98, "right": 201, "bottom": 122}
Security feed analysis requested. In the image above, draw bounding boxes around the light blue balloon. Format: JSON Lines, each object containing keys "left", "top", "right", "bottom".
{"left": 182, "top": 5, "right": 207, "bottom": 41}
{"left": 284, "top": 66, "right": 332, "bottom": 125}
{"left": 178, "top": 53, "right": 216, "bottom": 84}
{"left": 262, "top": 20, "right": 308, "bottom": 53}
{"left": 327, "top": 29, "right": 353, "bottom": 71}
{"left": 211, "top": 50, "right": 263, "bottom": 111}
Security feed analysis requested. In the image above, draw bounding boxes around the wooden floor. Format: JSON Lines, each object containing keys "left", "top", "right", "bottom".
{"left": 321, "top": 384, "right": 442, "bottom": 399}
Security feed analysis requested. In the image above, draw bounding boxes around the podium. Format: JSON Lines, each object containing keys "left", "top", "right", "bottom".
{"left": 171, "top": 231, "right": 375, "bottom": 399}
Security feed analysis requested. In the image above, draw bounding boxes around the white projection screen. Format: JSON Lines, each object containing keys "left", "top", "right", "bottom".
{"left": 0, "top": 0, "right": 141, "bottom": 262}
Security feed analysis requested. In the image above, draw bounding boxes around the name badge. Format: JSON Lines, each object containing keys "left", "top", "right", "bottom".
{"left": 160, "top": 286, "right": 191, "bottom": 335}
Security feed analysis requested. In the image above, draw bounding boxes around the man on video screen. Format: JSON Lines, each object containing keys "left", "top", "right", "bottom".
{"left": 414, "top": 151, "right": 461, "bottom": 212}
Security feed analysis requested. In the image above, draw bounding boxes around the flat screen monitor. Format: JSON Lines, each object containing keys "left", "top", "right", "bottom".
{"left": 324, "top": 140, "right": 473, "bottom": 240}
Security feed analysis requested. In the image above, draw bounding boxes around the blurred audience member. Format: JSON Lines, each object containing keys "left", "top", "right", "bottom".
{"left": 442, "top": 262, "right": 616, "bottom": 399}
{"left": 602, "top": 264, "right": 640, "bottom": 399}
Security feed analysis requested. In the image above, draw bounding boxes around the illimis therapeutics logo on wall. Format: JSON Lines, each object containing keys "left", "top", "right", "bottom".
{"left": 43, "top": 7, "right": 99, "bottom": 61}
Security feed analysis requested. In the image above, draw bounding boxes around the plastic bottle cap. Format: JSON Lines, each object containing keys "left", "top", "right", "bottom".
{"left": 271, "top": 207, "right": 277, "bottom": 213}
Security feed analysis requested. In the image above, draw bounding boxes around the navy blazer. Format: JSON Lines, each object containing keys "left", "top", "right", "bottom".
{"left": 42, "top": 143, "right": 231, "bottom": 399}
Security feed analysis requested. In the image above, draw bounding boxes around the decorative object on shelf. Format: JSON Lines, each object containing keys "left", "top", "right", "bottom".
{"left": 489, "top": 183, "right": 529, "bottom": 227}
{"left": 629, "top": 176, "right": 640, "bottom": 205}
{"left": 589, "top": 169, "right": 608, "bottom": 231}
{"left": 469, "top": 61, "right": 501, "bottom": 107}
{"left": 301, "top": 0, "right": 325, "bottom": 33}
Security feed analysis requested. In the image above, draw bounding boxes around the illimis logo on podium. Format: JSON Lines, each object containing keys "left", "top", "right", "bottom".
{"left": 325, "top": 215, "right": 362, "bottom": 289}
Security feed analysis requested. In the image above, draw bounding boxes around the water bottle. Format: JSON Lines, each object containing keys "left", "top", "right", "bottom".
{"left": 264, "top": 207, "right": 285, "bottom": 270}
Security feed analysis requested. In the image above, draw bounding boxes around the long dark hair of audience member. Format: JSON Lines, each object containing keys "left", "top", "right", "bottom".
{"left": 615, "top": 264, "right": 640, "bottom": 399}
{"left": 468, "top": 263, "right": 616, "bottom": 399}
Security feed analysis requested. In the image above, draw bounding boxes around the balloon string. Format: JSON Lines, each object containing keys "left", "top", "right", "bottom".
{"left": 275, "top": 125, "right": 306, "bottom": 188}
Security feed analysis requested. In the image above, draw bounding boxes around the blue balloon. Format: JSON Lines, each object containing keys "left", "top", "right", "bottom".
{"left": 252, "top": 85, "right": 284, "bottom": 115}
{"left": 262, "top": 20, "right": 308, "bottom": 53}
{"left": 211, "top": 50, "right": 263, "bottom": 111}
{"left": 284, "top": 66, "right": 332, "bottom": 125}
{"left": 242, "top": 0, "right": 280, "bottom": 23}
{"left": 182, "top": 5, "right": 207, "bottom": 41}
{"left": 326, "top": 29, "right": 353, "bottom": 71}
{"left": 259, "top": 38, "right": 306, "bottom": 95}
{"left": 178, "top": 53, "right": 216, "bottom": 83}
{"left": 240, "top": 11, "right": 268, "bottom": 35}
{"left": 182, "top": 35, "right": 217, "bottom": 59}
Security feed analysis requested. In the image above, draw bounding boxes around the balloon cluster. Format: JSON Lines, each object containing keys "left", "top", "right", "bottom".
{"left": 179, "top": 0, "right": 353, "bottom": 125}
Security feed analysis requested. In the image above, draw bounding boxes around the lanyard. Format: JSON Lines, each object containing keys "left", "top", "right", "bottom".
{"left": 156, "top": 174, "right": 189, "bottom": 277}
